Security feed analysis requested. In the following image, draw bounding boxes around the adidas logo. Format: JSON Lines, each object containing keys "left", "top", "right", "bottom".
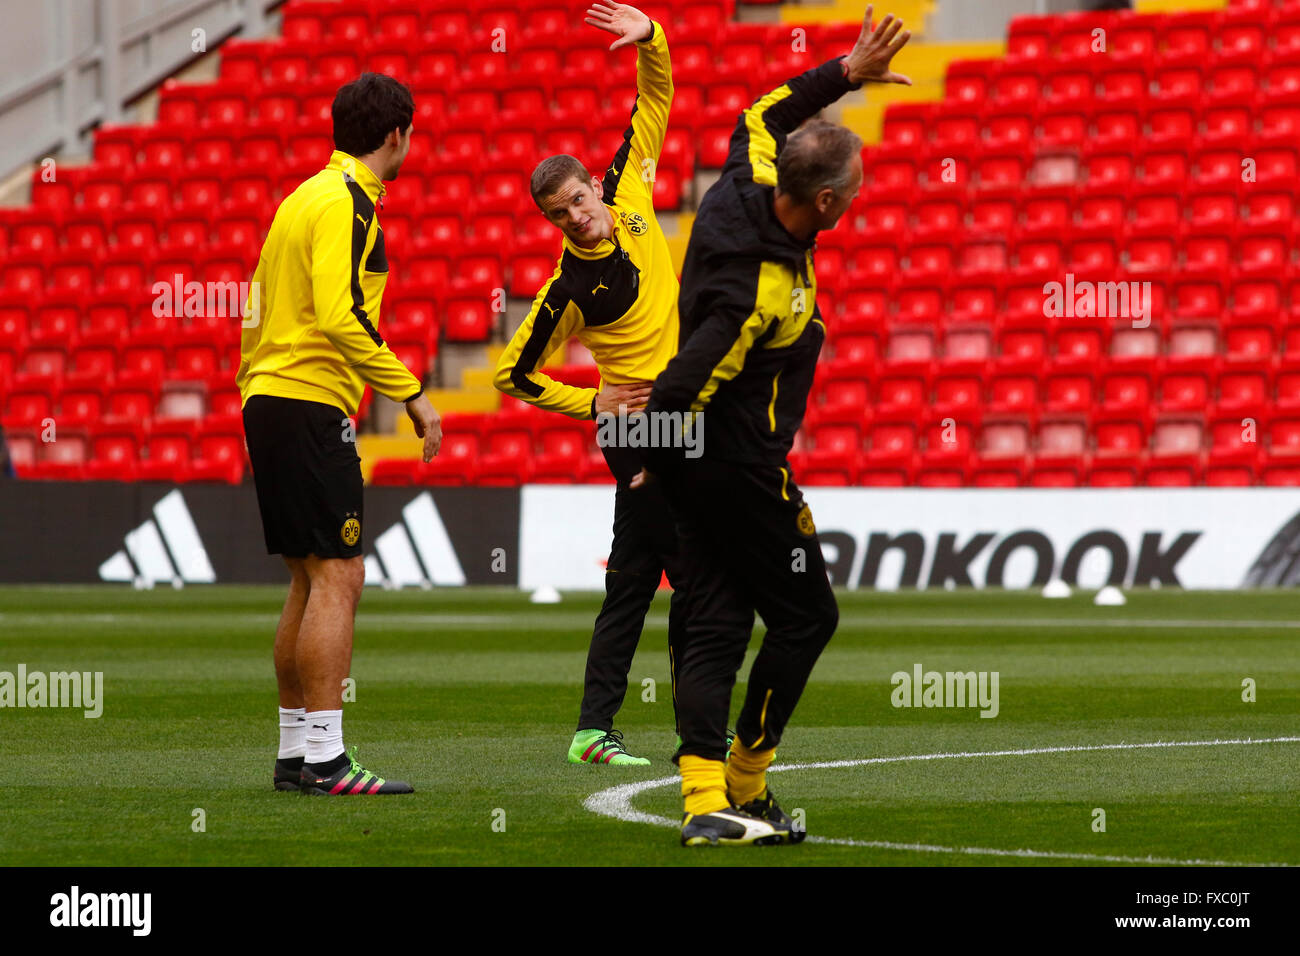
{"left": 96, "top": 489, "right": 466, "bottom": 589}
{"left": 364, "top": 491, "right": 466, "bottom": 590}
{"left": 98, "top": 489, "right": 215, "bottom": 588}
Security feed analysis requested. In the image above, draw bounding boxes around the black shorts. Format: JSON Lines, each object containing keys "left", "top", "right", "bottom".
{"left": 242, "top": 394, "right": 363, "bottom": 559}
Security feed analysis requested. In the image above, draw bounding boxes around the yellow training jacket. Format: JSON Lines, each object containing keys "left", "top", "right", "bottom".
{"left": 494, "top": 21, "right": 678, "bottom": 420}
{"left": 237, "top": 150, "right": 423, "bottom": 416}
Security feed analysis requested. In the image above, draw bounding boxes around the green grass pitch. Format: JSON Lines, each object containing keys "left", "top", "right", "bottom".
{"left": 1, "top": 585, "right": 1297, "bottom": 866}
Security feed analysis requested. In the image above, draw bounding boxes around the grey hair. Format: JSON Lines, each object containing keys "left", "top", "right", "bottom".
{"left": 776, "top": 119, "right": 863, "bottom": 205}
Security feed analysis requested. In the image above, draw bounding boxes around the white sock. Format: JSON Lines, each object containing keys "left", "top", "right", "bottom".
{"left": 278, "top": 706, "right": 306, "bottom": 759}
{"left": 305, "top": 710, "right": 344, "bottom": 765}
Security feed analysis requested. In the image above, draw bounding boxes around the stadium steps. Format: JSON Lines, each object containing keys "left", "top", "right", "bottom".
{"left": 663, "top": 211, "right": 695, "bottom": 275}
{"left": 789, "top": 0, "right": 943, "bottom": 145}
{"left": 780, "top": 0, "right": 933, "bottom": 26}
{"left": 356, "top": 433, "right": 423, "bottom": 484}
{"left": 1136, "top": 0, "right": 1228, "bottom": 11}
{"left": 359, "top": 363, "right": 508, "bottom": 478}
{"left": 839, "top": 40, "right": 1006, "bottom": 144}
{"left": 429, "top": 344, "right": 507, "bottom": 413}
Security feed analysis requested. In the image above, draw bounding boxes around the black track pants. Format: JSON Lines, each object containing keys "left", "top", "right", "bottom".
{"left": 660, "top": 457, "right": 838, "bottom": 761}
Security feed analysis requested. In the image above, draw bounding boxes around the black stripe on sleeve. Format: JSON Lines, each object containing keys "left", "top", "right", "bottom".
{"left": 345, "top": 177, "right": 384, "bottom": 347}
{"left": 510, "top": 282, "right": 574, "bottom": 398}
{"left": 601, "top": 101, "right": 640, "bottom": 204}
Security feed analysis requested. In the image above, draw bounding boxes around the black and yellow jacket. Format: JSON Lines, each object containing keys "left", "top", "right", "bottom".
{"left": 646, "top": 57, "right": 862, "bottom": 468}
{"left": 237, "top": 150, "right": 423, "bottom": 416}
{"left": 493, "top": 22, "right": 677, "bottom": 419}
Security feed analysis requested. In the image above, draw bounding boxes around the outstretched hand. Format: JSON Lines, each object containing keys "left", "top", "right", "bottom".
{"left": 584, "top": 1, "right": 653, "bottom": 51}
{"left": 843, "top": 5, "right": 913, "bottom": 86}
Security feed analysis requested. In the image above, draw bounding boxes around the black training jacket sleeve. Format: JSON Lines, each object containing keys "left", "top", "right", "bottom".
{"left": 721, "top": 57, "right": 862, "bottom": 187}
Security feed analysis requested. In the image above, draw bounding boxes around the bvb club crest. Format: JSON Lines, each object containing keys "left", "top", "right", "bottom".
{"left": 796, "top": 503, "right": 816, "bottom": 537}
{"left": 624, "top": 212, "right": 648, "bottom": 235}
{"left": 341, "top": 515, "right": 361, "bottom": 546}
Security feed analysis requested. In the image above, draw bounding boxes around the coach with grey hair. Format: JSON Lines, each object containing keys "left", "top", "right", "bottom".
{"left": 636, "top": 6, "right": 912, "bottom": 846}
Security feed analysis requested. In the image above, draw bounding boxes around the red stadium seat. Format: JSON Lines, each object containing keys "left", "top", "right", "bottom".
{"left": 1219, "top": 358, "right": 1272, "bottom": 412}
{"left": 1162, "top": 11, "right": 1215, "bottom": 56}
{"left": 443, "top": 291, "right": 495, "bottom": 343}
{"left": 945, "top": 59, "right": 995, "bottom": 103}
{"left": 370, "top": 459, "right": 418, "bottom": 486}
{"left": 482, "top": 412, "right": 536, "bottom": 459}
{"left": 4, "top": 388, "right": 54, "bottom": 426}
{"left": 881, "top": 103, "right": 933, "bottom": 146}
{"left": 1007, "top": 15, "right": 1056, "bottom": 59}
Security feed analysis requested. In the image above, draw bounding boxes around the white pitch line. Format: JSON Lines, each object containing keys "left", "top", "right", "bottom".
{"left": 583, "top": 736, "right": 1300, "bottom": 866}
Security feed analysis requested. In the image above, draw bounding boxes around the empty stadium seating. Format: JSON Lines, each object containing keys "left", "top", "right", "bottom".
{"left": 6, "top": 0, "right": 1300, "bottom": 486}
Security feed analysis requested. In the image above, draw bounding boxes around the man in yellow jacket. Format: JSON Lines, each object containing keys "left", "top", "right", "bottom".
{"left": 494, "top": 1, "right": 684, "bottom": 766}
{"left": 239, "top": 72, "right": 440, "bottom": 795}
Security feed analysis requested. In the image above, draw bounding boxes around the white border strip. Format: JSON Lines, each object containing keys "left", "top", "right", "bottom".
{"left": 583, "top": 737, "right": 1300, "bottom": 866}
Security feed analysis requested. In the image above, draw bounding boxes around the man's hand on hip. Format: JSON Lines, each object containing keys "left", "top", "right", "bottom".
{"left": 595, "top": 380, "right": 654, "bottom": 416}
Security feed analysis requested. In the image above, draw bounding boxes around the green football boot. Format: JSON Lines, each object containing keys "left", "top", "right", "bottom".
{"left": 568, "top": 729, "right": 650, "bottom": 766}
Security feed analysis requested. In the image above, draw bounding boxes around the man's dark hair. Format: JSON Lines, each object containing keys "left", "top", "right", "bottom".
{"left": 531, "top": 154, "right": 593, "bottom": 207}
{"left": 776, "top": 119, "right": 863, "bottom": 205}
{"left": 332, "top": 73, "right": 414, "bottom": 156}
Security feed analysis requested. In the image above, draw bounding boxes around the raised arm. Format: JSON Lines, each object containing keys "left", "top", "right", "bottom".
{"left": 585, "top": 2, "right": 673, "bottom": 208}
{"left": 722, "top": 5, "right": 911, "bottom": 186}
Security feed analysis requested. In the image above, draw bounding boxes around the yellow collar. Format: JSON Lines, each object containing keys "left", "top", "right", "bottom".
{"left": 328, "top": 150, "right": 386, "bottom": 204}
{"left": 562, "top": 205, "right": 620, "bottom": 260}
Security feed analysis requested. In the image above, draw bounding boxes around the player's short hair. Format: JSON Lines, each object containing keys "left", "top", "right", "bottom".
{"left": 332, "top": 73, "right": 414, "bottom": 157}
{"left": 776, "top": 119, "right": 863, "bottom": 205}
{"left": 531, "top": 155, "right": 594, "bottom": 207}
